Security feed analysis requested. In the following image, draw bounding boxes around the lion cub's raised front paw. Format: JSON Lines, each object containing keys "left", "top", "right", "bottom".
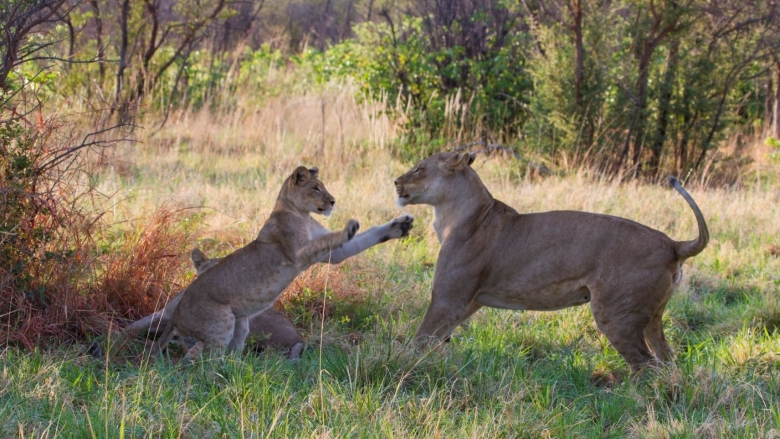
{"left": 388, "top": 213, "right": 414, "bottom": 238}
{"left": 344, "top": 219, "right": 360, "bottom": 241}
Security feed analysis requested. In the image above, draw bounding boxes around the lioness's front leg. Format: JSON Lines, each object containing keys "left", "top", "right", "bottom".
{"left": 295, "top": 220, "right": 359, "bottom": 269}
{"left": 413, "top": 274, "right": 482, "bottom": 342}
{"left": 320, "top": 214, "right": 414, "bottom": 264}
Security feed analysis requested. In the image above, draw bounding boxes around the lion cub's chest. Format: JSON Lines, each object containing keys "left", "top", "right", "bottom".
{"left": 226, "top": 241, "right": 301, "bottom": 315}
{"left": 231, "top": 263, "right": 298, "bottom": 317}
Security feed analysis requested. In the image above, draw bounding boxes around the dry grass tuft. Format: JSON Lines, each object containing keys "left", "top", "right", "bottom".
{"left": 89, "top": 205, "right": 194, "bottom": 323}
{"left": 278, "top": 263, "right": 366, "bottom": 324}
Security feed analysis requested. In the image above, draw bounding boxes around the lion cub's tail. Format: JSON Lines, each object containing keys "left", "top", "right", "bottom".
{"left": 668, "top": 176, "right": 710, "bottom": 260}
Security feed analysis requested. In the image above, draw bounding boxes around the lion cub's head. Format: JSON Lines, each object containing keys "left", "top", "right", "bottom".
{"left": 394, "top": 152, "right": 476, "bottom": 206}
{"left": 279, "top": 166, "right": 336, "bottom": 216}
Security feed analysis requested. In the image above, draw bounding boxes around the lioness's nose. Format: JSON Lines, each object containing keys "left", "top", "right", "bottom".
{"left": 331, "top": 198, "right": 336, "bottom": 205}
{"left": 394, "top": 178, "right": 399, "bottom": 185}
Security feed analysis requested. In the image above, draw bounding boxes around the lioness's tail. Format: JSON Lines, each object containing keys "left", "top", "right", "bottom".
{"left": 668, "top": 176, "right": 709, "bottom": 260}
{"left": 151, "top": 321, "right": 176, "bottom": 356}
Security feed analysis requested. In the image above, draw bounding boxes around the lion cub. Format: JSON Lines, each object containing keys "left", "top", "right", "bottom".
{"left": 395, "top": 152, "right": 709, "bottom": 376}
{"left": 153, "top": 166, "right": 359, "bottom": 361}
{"left": 127, "top": 248, "right": 305, "bottom": 359}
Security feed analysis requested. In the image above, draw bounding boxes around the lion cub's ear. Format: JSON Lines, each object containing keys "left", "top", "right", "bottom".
{"left": 441, "top": 152, "right": 475, "bottom": 172}
{"left": 191, "top": 248, "right": 208, "bottom": 270}
{"left": 291, "top": 166, "right": 311, "bottom": 186}
{"left": 308, "top": 167, "right": 319, "bottom": 178}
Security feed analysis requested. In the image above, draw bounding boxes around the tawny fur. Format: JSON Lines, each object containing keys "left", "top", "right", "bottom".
{"left": 127, "top": 248, "right": 306, "bottom": 359}
{"left": 130, "top": 198, "right": 413, "bottom": 359}
{"left": 394, "top": 152, "right": 709, "bottom": 375}
{"left": 152, "top": 166, "right": 374, "bottom": 361}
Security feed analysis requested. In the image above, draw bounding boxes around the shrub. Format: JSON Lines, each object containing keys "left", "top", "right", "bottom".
{"left": 0, "top": 113, "right": 195, "bottom": 347}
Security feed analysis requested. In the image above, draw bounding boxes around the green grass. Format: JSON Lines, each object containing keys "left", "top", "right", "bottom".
{"left": 3, "top": 237, "right": 779, "bottom": 437}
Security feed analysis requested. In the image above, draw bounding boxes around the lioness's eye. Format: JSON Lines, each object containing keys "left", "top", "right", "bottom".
{"left": 414, "top": 167, "right": 420, "bottom": 173}
{"left": 314, "top": 187, "right": 321, "bottom": 192}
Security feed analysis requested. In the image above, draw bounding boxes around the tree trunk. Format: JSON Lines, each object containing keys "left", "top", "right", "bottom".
{"left": 135, "top": 0, "right": 162, "bottom": 100}
{"left": 90, "top": 0, "right": 105, "bottom": 82}
{"left": 773, "top": 59, "right": 780, "bottom": 138}
{"left": 571, "top": 0, "right": 583, "bottom": 112}
{"left": 619, "top": 48, "right": 652, "bottom": 176}
{"left": 62, "top": 14, "right": 75, "bottom": 70}
{"left": 648, "top": 38, "right": 679, "bottom": 177}
{"left": 366, "top": 0, "right": 374, "bottom": 21}
{"left": 115, "top": 0, "right": 130, "bottom": 106}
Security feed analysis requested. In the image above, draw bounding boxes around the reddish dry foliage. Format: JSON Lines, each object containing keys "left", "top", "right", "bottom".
{"left": 1, "top": 205, "right": 192, "bottom": 349}
{"left": 89, "top": 207, "right": 192, "bottom": 322}
{"left": 278, "top": 263, "right": 366, "bottom": 320}
{"left": 0, "top": 108, "right": 361, "bottom": 348}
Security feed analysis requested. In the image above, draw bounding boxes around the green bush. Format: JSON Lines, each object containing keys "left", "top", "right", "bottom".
{"left": 315, "top": 17, "right": 532, "bottom": 161}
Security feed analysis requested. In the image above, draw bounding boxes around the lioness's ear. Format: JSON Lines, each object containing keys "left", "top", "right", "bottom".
{"left": 292, "top": 166, "right": 310, "bottom": 186}
{"left": 442, "top": 152, "right": 473, "bottom": 172}
{"left": 467, "top": 152, "right": 476, "bottom": 166}
{"left": 191, "top": 248, "right": 207, "bottom": 268}
{"left": 308, "top": 167, "right": 319, "bottom": 178}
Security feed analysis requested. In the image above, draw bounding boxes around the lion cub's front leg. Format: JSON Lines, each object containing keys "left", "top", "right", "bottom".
{"left": 227, "top": 316, "right": 250, "bottom": 352}
{"left": 295, "top": 219, "right": 360, "bottom": 269}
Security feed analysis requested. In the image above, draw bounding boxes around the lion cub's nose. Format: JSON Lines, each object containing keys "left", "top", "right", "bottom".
{"left": 394, "top": 178, "right": 399, "bottom": 185}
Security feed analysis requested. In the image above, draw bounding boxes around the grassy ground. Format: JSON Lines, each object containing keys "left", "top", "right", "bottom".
{"left": 2, "top": 85, "right": 780, "bottom": 437}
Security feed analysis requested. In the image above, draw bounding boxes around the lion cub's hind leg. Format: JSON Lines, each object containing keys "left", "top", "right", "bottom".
{"left": 170, "top": 304, "right": 236, "bottom": 362}
{"left": 183, "top": 341, "right": 205, "bottom": 363}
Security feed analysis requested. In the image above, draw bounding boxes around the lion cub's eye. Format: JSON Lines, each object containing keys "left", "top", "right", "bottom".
{"left": 314, "top": 187, "right": 321, "bottom": 193}
{"left": 414, "top": 167, "right": 421, "bottom": 174}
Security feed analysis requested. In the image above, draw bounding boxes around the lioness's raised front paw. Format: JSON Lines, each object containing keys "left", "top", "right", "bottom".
{"left": 344, "top": 219, "right": 360, "bottom": 241}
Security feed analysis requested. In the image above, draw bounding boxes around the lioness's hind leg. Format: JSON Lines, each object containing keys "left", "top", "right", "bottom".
{"left": 591, "top": 303, "right": 656, "bottom": 375}
{"left": 644, "top": 308, "right": 674, "bottom": 362}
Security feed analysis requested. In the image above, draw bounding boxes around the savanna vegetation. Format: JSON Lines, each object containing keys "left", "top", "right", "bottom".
{"left": 1, "top": 0, "right": 779, "bottom": 436}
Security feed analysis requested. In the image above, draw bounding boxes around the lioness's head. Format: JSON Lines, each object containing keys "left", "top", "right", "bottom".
{"left": 280, "top": 166, "right": 336, "bottom": 216}
{"left": 394, "top": 152, "right": 476, "bottom": 206}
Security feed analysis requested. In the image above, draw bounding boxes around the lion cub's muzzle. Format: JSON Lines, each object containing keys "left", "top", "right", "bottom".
{"left": 318, "top": 197, "right": 336, "bottom": 214}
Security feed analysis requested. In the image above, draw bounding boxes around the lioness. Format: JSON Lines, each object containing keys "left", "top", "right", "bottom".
{"left": 394, "top": 152, "right": 709, "bottom": 375}
{"left": 154, "top": 166, "right": 401, "bottom": 361}
{"left": 127, "top": 248, "right": 306, "bottom": 359}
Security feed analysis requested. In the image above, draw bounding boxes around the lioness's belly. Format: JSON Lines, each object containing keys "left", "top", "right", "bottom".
{"left": 474, "top": 280, "right": 591, "bottom": 311}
